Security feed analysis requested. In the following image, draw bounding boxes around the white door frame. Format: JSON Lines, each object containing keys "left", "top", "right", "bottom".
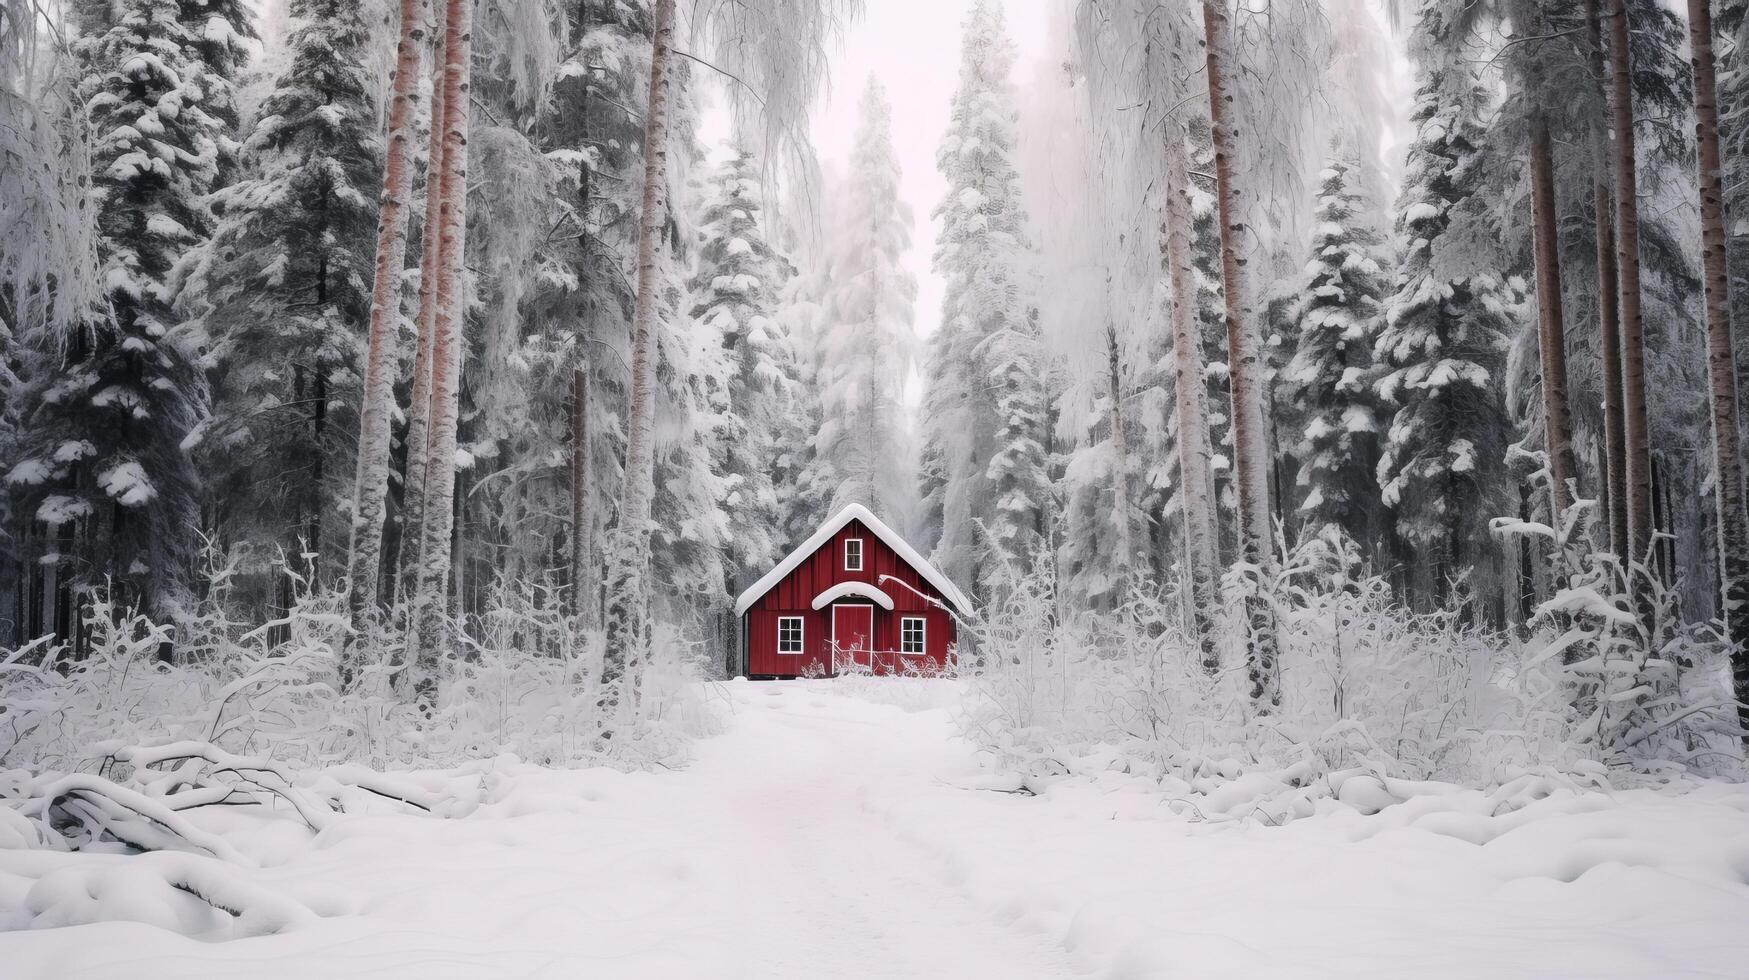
{"left": 830, "top": 602, "right": 874, "bottom": 675}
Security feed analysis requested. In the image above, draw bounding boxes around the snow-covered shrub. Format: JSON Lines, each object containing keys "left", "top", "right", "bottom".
{"left": 2, "top": 556, "right": 715, "bottom": 783}
{"left": 22, "top": 851, "right": 322, "bottom": 938}
{"left": 962, "top": 525, "right": 1738, "bottom": 810}
{"left": 1491, "top": 502, "right": 1741, "bottom": 775}
{"left": 1270, "top": 529, "right": 1574, "bottom": 783}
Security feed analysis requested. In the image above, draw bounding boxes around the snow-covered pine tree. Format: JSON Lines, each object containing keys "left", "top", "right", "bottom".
{"left": 6, "top": 0, "right": 224, "bottom": 619}
{"left": 445, "top": 1, "right": 603, "bottom": 629}
{"left": 979, "top": 305, "right": 1053, "bottom": 585}
{"left": 775, "top": 237, "right": 836, "bottom": 549}
{"left": 177, "top": 0, "right": 381, "bottom": 595}
{"left": 1282, "top": 150, "right": 1391, "bottom": 557}
{"left": 1376, "top": 0, "right": 1518, "bottom": 610}
{"left": 809, "top": 77, "right": 918, "bottom": 525}
{"left": 921, "top": 0, "right": 1048, "bottom": 595}
{"left": 2, "top": 0, "right": 103, "bottom": 643}
{"left": 651, "top": 233, "right": 729, "bottom": 636}
{"left": 505, "top": 0, "right": 654, "bottom": 627}
{"left": 178, "top": 0, "right": 255, "bottom": 189}
{"left": 689, "top": 147, "right": 802, "bottom": 596}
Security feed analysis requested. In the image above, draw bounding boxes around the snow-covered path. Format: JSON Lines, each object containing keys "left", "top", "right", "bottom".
{"left": 682, "top": 685, "right": 1079, "bottom": 979}
{"left": 4, "top": 679, "right": 1749, "bottom": 979}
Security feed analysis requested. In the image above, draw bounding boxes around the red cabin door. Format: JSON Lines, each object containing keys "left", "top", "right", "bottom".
{"left": 831, "top": 604, "right": 874, "bottom": 673}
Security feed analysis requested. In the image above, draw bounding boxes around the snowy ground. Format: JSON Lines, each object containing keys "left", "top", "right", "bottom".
{"left": 4, "top": 679, "right": 1749, "bottom": 979}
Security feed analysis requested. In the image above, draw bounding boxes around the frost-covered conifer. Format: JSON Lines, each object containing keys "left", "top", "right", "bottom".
{"left": 651, "top": 243, "right": 728, "bottom": 633}
{"left": 921, "top": 0, "right": 1048, "bottom": 593}
{"left": 6, "top": 0, "right": 224, "bottom": 615}
{"left": 1375, "top": 1, "right": 1517, "bottom": 604}
{"left": 179, "top": 0, "right": 255, "bottom": 188}
{"left": 177, "top": 0, "right": 381, "bottom": 584}
{"left": 1283, "top": 153, "right": 1391, "bottom": 553}
{"left": 775, "top": 246, "right": 836, "bottom": 548}
{"left": 689, "top": 148, "right": 805, "bottom": 592}
{"left": 809, "top": 78, "right": 918, "bottom": 525}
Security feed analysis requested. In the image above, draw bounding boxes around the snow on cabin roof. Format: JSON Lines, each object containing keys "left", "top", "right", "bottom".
{"left": 733, "top": 503, "right": 973, "bottom": 617}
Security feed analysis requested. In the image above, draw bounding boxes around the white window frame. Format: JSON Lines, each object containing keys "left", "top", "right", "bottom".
{"left": 843, "top": 537, "right": 864, "bottom": 571}
{"left": 777, "top": 616, "right": 805, "bottom": 654}
{"left": 900, "top": 616, "right": 927, "bottom": 655}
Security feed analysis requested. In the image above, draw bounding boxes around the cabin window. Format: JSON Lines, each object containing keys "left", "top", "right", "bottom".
{"left": 777, "top": 616, "right": 804, "bottom": 654}
{"left": 844, "top": 538, "right": 864, "bottom": 571}
{"left": 900, "top": 617, "right": 926, "bottom": 655}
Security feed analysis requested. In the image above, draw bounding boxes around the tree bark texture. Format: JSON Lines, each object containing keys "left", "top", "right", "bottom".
{"left": 570, "top": 365, "right": 593, "bottom": 624}
{"left": 1584, "top": 0, "right": 1629, "bottom": 560}
{"left": 1202, "top": 0, "right": 1280, "bottom": 710}
{"left": 397, "top": 23, "right": 451, "bottom": 606}
{"left": 410, "top": 0, "right": 473, "bottom": 710}
{"left": 1103, "top": 319, "right": 1137, "bottom": 602}
{"left": 1163, "top": 129, "right": 1221, "bottom": 672}
{"left": 1685, "top": 0, "right": 1749, "bottom": 735}
{"left": 347, "top": 0, "right": 431, "bottom": 623}
{"left": 1529, "top": 113, "right": 1578, "bottom": 520}
{"left": 602, "top": 0, "right": 677, "bottom": 694}
{"left": 1605, "top": 0, "right": 1656, "bottom": 581}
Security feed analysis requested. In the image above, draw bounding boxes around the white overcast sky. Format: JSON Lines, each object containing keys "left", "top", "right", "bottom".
{"left": 806, "top": 0, "right": 1053, "bottom": 348}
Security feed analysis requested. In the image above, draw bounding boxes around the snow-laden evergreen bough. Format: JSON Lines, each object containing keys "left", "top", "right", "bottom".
{"left": 808, "top": 78, "right": 920, "bottom": 524}
{"left": 920, "top": 0, "right": 1051, "bottom": 602}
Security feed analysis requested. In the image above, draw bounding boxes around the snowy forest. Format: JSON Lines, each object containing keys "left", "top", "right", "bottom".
{"left": 3, "top": 0, "right": 1749, "bottom": 971}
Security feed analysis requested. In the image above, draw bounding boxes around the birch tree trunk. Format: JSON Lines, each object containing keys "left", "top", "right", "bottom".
{"left": 570, "top": 365, "right": 593, "bottom": 624}
{"left": 347, "top": 0, "right": 431, "bottom": 623}
{"left": 1202, "top": 0, "right": 1279, "bottom": 711}
{"left": 396, "top": 27, "right": 451, "bottom": 606}
{"left": 1103, "top": 319, "right": 1137, "bottom": 602}
{"left": 1529, "top": 112, "right": 1578, "bottom": 520}
{"left": 1685, "top": 0, "right": 1749, "bottom": 736}
{"left": 1585, "top": 0, "right": 1629, "bottom": 560}
{"left": 409, "top": 0, "right": 473, "bottom": 710}
{"left": 1164, "top": 128, "right": 1220, "bottom": 672}
{"left": 1605, "top": 0, "right": 1657, "bottom": 585}
{"left": 601, "top": 0, "right": 677, "bottom": 695}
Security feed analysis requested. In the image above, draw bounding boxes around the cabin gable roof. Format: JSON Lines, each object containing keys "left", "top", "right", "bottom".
{"left": 733, "top": 504, "right": 973, "bottom": 617}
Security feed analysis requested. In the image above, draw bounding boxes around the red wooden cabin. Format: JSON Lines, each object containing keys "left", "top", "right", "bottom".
{"left": 735, "top": 504, "right": 972, "bottom": 678}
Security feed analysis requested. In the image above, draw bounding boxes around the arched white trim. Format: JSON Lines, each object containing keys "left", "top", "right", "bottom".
{"left": 811, "top": 581, "right": 894, "bottom": 611}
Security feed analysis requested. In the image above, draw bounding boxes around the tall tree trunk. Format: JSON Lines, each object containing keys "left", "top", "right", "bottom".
{"left": 601, "top": 0, "right": 677, "bottom": 693}
{"left": 1163, "top": 129, "right": 1220, "bottom": 671}
{"left": 1605, "top": 0, "right": 1656, "bottom": 585}
{"left": 1202, "top": 0, "right": 1279, "bottom": 711}
{"left": 1103, "top": 319, "right": 1137, "bottom": 603}
{"left": 566, "top": 0, "right": 595, "bottom": 629}
{"left": 397, "top": 24, "right": 452, "bottom": 606}
{"left": 1585, "top": 0, "right": 1629, "bottom": 560}
{"left": 1686, "top": 0, "right": 1749, "bottom": 737}
{"left": 348, "top": 0, "right": 432, "bottom": 622}
{"left": 311, "top": 366, "right": 327, "bottom": 572}
{"left": 570, "top": 365, "right": 593, "bottom": 623}
{"left": 1530, "top": 113, "right": 1578, "bottom": 520}
{"left": 409, "top": 0, "right": 473, "bottom": 711}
